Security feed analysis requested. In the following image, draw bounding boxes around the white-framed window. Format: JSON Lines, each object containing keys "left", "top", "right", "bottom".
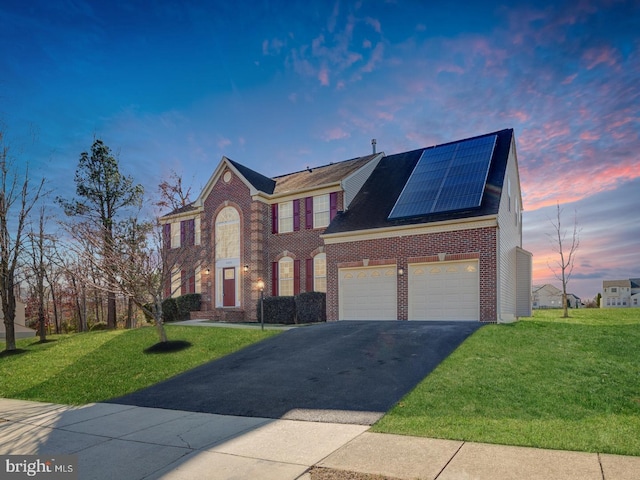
{"left": 171, "top": 222, "right": 180, "bottom": 249}
{"left": 215, "top": 207, "right": 240, "bottom": 260}
{"left": 314, "top": 194, "right": 330, "bottom": 228}
{"left": 611, "top": 287, "right": 617, "bottom": 293}
{"left": 279, "top": 201, "right": 293, "bottom": 233}
{"left": 279, "top": 257, "right": 294, "bottom": 296}
{"left": 314, "top": 253, "right": 327, "bottom": 293}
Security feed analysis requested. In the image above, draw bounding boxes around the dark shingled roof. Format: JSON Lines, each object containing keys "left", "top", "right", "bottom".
{"left": 227, "top": 157, "right": 276, "bottom": 194}
{"left": 162, "top": 203, "right": 199, "bottom": 217}
{"left": 324, "top": 129, "right": 514, "bottom": 234}
{"left": 273, "top": 154, "right": 378, "bottom": 195}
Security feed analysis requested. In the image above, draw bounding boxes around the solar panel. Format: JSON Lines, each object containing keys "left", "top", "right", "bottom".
{"left": 388, "top": 135, "right": 497, "bottom": 219}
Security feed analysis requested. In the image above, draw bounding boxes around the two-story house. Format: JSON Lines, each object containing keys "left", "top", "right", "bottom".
{"left": 161, "top": 153, "right": 382, "bottom": 321}
{"left": 602, "top": 278, "right": 640, "bottom": 308}
{"left": 161, "top": 128, "right": 532, "bottom": 323}
{"left": 532, "top": 284, "right": 581, "bottom": 309}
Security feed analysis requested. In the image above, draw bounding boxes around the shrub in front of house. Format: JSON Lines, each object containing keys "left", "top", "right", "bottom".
{"left": 176, "top": 293, "right": 201, "bottom": 320}
{"left": 161, "top": 297, "right": 179, "bottom": 322}
{"left": 257, "top": 296, "right": 297, "bottom": 324}
{"left": 295, "top": 292, "right": 326, "bottom": 324}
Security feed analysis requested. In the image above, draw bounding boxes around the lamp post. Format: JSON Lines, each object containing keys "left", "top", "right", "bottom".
{"left": 257, "top": 279, "right": 265, "bottom": 330}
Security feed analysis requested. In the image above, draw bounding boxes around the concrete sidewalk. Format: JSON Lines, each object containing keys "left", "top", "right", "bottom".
{"left": 1, "top": 399, "right": 639, "bottom": 480}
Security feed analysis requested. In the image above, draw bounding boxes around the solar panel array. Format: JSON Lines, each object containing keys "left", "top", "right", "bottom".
{"left": 388, "top": 134, "right": 497, "bottom": 219}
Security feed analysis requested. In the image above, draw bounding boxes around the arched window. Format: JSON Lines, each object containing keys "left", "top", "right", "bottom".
{"left": 279, "top": 257, "right": 294, "bottom": 296}
{"left": 314, "top": 253, "right": 327, "bottom": 292}
{"left": 215, "top": 207, "right": 240, "bottom": 260}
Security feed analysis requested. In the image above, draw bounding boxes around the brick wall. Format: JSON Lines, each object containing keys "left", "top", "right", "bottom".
{"left": 265, "top": 192, "right": 343, "bottom": 296}
{"left": 325, "top": 226, "right": 498, "bottom": 322}
{"left": 198, "top": 167, "right": 343, "bottom": 321}
{"left": 200, "top": 169, "right": 256, "bottom": 317}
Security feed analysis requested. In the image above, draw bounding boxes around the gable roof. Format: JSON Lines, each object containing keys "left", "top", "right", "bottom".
{"left": 162, "top": 153, "right": 380, "bottom": 218}
{"left": 272, "top": 154, "right": 378, "bottom": 195}
{"left": 324, "top": 129, "right": 514, "bottom": 235}
{"left": 533, "top": 284, "right": 562, "bottom": 295}
{"left": 604, "top": 280, "right": 631, "bottom": 288}
{"left": 226, "top": 158, "right": 276, "bottom": 194}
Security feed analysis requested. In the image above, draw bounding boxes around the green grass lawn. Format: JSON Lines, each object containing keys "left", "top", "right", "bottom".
{"left": 373, "top": 308, "right": 640, "bottom": 456}
{"left": 0, "top": 325, "right": 278, "bottom": 405}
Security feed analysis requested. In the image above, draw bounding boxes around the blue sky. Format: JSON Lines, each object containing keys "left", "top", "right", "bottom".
{"left": 1, "top": 0, "right": 638, "bottom": 301}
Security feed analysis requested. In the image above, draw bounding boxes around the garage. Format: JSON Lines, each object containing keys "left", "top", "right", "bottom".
{"left": 339, "top": 266, "right": 397, "bottom": 320}
{"left": 408, "top": 260, "right": 479, "bottom": 320}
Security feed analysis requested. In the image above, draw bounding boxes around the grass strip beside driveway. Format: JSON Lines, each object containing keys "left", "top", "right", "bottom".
{"left": 372, "top": 310, "right": 640, "bottom": 456}
{"left": 0, "top": 325, "right": 278, "bottom": 405}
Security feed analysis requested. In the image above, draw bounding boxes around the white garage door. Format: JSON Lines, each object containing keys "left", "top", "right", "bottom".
{"left": 409, "top": 261, "right": 479, "bottom": 320}
{"left": 339, "top": 266, "right": 397, "bottom": 320}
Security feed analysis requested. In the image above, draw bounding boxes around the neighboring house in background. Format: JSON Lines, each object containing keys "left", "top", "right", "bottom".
{"left": 0, "top": 298, "right": 34, "bottom": 339}
{"left": 602, "top": 278, "right": 640, "bottom": 308}
{"left": 161, "top": 128, "right": 532, "bottom": 323}
{"left": 566, "top": 293, "right": 582, "bottom": 308}
{"left": 532, "top": 284, "right": 581, "bottom": 309}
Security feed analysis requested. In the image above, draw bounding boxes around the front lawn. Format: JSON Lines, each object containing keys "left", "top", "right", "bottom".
{"left": 373, "top": 308, "right": 640, "bottom": 456}
{"left": 0, "top": 326, "right": 278, "bottom": 405}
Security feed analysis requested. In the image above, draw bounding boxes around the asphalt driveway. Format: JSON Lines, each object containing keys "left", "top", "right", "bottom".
{"left": 109, "top": 321, "right": 482, "bottom": 424}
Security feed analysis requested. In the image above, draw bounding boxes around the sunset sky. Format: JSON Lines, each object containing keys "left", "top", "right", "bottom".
{"left": 1, "top": 0, "right": 638, "bottom": 301}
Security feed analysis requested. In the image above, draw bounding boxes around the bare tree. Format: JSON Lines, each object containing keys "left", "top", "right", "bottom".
{"left": 62, "top": 211, "right": 202, "bottom": 345}
{"left": 547, "top": 202, "right": 580, "bottom": 318}
{"left": 156, "top": 170, "right": 193, "bottom": 212}
{"left": 26, "top": 206, "right": 50, "bottom": 341}
{"left": 0, "top": 131, "right": 45, "bottom": 351}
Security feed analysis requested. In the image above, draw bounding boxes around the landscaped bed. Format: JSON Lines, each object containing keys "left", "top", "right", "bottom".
{"left": 373, "top": 309, "right": 640, "bottom": 456}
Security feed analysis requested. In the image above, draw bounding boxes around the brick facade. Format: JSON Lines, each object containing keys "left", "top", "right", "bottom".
{"left": 195, "top": 166, "right": 337, "bottom": 321}
{"left": 325, "top": 227, "right": 498, "bottom": 322}
{"left": 162, "top": 130, "right": 526, "bottom": 324}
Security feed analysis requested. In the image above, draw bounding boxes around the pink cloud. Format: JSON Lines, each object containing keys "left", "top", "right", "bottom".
{"left": 318, "top": 66, "right": 330, "bottom": 86}
{"left": 377, "top": 111, "right": 394, "bottom": 121}
{"left": 579, "top": 131, "right": 599, "bottom": 141}
{"left": 583, "top": 46, "right": 620, "bottom": 70}
{"left": 365, "top": 17, "right": 381, "bottom": 34}
{"left": 322, "top": 127, "right": 350, "bottom": 141}
{"left": 508, "top": 110, "right": 530, "bottom": 122}
{"left": 360, "top": 42, "right": 384, "bottom": 73}
{"left": 217, "top": 137, "right": 231, "bottom": 149}
{"left": 521, "top": 160, "right": 640, "bottom": 211}
{"left": 436, "top": 63, "right": 464, "bottom": 75}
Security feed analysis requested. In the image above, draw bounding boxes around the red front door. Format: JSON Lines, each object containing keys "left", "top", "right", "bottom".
{"left": 223, "top": 267, "right": 236, "bottom": 307}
